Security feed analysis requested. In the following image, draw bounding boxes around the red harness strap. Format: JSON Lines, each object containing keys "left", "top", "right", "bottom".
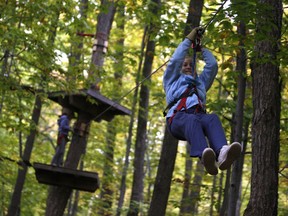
{"left": 168, "top": 97, "right": 187, "bottom": 125}
{"left": 168, "top": 88, "right": 190, "bottom": 124}
{"left": 168, "top": 86, "right": 205, "bottom": 125}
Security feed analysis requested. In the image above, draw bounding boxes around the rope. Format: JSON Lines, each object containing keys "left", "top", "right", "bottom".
{"left": 92, "top": 59, "right": 170, "bottom": 121}
{"left": 0, "top": 155, "right": 33, "bottom": 167}
{"left": 191, "top": 48, "right": 197, "bottom": 77}
{"left": 201, "top": 0, "right": 229, "bottom": 32}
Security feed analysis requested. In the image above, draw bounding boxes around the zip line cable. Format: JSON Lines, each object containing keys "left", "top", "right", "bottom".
{"left": 92, "top": 0, "right": 229, "bottom": 120}
{"left": 92, "top": 59, "right": 170, "bottom": 121}
{"left": 201, "top": 0, "right": 229, "bottom": 32}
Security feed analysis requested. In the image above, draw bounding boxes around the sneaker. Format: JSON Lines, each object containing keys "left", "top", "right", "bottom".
{"left": 201, "top": 148, "right": 218, "bottom": 175}
{"left": 218, "top": 142, "right": 242, "bottom": 170}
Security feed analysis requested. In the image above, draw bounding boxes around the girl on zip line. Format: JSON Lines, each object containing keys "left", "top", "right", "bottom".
{"left": 163, "top": 27, "right": 242, "bottom": 175}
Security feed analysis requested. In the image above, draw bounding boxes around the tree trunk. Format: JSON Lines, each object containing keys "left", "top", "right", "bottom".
{"left": 67, "top": 161, "right": 84, "bottom": 216}
{"left": 99, "top": 5, "right": 125, "bottom": 215}
{"left": 45, "top": 113, "right": 91, "bottom": 216}
{"left": 220, "top": 168, "right": 231, "bottom": 216}
{"left": 7, "top": 95, "right": 42, "bottom": 216}
{"left": 244, "top": 0, "right": 282, "bottom": 215}
{"left": 148, "top": 127, "right": 178, "bottom": 216}
{"left": 0, "top": 50, "right": 10, "bottom": 114}
{"left": 227, "top": 18, "right": 247, "bottom": 216}
{"left": 189, "top": 160, "right": 204, "bottom": 214}
{"left": 66, "top": 184, "right": 80, "bottom": 216}
{"left": 8, "top": 0, "right": 62, "bottom": 213}
{"left": 179, "top": 1, "right": 204, "bottom": 214}
{"left": 98, "top": 123, "right": 117, "bottom": 216}
{"left": 46, "top": 1, "right": 116, "bottom": 214}
{"left": 221, "top": 113, "right": 237, "bottom": 216}
{"left": 183, "top": 0, "right": 204, "bottom": 39}
{"left": 116, "top": 25, "right": 147, "bottom": 216}
{"left": 66, "top": 1, "right": 88, "bottom": 212}
{"left": 216, "top": 172, "right": 224, "bottom": 214}
{"left": 89, "top": 0, "right": 116, "bottom": 87}
{"left": 210, "top": 176, "right": 217, "bottom": 216}
{"left": 219, "top": 47, "right": 237, "bottom": 216}
{"left": 127, "top": 1, "right": 161, "bottom": 215}
{"left": 179, "top": 144, "right": 193, "bottom": 215}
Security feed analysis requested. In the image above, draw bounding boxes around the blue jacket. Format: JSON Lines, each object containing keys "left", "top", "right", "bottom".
{"left": 58, "top": 115, "right": 70, "bottom": 135}
{"left": 163, "top": 38, "right": 218, "bottom": 117}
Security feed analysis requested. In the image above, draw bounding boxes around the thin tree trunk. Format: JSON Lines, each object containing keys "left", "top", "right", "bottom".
{"left": 7, "top": 95, "right": 42, "bottom": 216}
{"left": 244, "top": 0, "right": 282, "bottom": 215}
{"left": 116, "top": 26, "right": 148, "bottom": 216}
{"left": 179, "top": 144, "right": 193, "bottom": 215}
{"left": 219, "top": 48, "right": 235, "bottom": 216}
{"left": 189, "top": 160, "right": 204, "bottom": 214}
{"left": 99, "top": 123, "right": 117, "bottom": 216}
{"left": 127, "top": 0, "right": 161, "bottom": 215}
{"left": 0, "top": 50, "right": 10, "bottom": 115}
{"left": 71, "top": 191, "right": 79, "bottom": 216}
{"left": 216, "top": 172, "right": 224, "bottom": 214}
{"left": 235, "top": 117, "right": 250, "bottom": 216}
{"left": 220, "top": 168, "right": 231, "bottom": 216}
{"left": 66, "top": 185, "right": 80, "bottom": 216}
{"left": 99, "top": 5, "right": 124, "bottom": 215}
{"left": 179, "top": 1, "right": 204, "bottom": 214}
{"left": 145, "top": 126, "right": 153, "bottom": 204}
{"left": 221, "top": 112, "right": 236, "bottom": 216}
{"left": 128, "top": 43, "right": 151, "bottom": 215}
{"left": 210, "top": 176, "right": 217, "bottom": 216}
{"left": 148, "top": 127, "right": 178, "bottom": 216}
{"left": 227, "top": 18, "right": 247, "bottom": 216}
{"left": 66, "top": 160, "right": 84, "bottom": 216}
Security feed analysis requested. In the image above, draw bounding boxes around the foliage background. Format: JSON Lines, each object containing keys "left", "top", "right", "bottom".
{"left": 0, "top": 0, "right": 287, "bottom": 215}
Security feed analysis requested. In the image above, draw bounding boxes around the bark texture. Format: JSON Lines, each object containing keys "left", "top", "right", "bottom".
{"left": 127, "top": 0, "right": 161, "bottom": 215}
{"left": 244, "top": 0, "right": 282, "bottom": 215}
{"left": 148, "top": 127, "right": 178, "bottom": 216}
{"left": 8, "top": 95, "right": 42, "bottom": 216}
{"left": 228, "top": 19, "right": 247, "bottom": 216}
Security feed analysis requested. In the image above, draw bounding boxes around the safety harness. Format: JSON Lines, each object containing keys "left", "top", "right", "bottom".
{"left": 163, "top": 83, "right": 205, "bottom": 124}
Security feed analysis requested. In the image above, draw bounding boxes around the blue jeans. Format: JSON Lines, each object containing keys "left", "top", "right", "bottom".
{"left": 51, "top": 134, "right": 68, "bottom": 166}
{"left": 167, "top": 108, "right": 227, "bottom": 157}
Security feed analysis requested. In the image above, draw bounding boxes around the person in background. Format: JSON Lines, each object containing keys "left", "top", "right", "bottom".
{"left": 51, "top": 107, "right": 74, "bottom": 166}
{"left": 163, "top": 27, "right": 242, "bottom": 175}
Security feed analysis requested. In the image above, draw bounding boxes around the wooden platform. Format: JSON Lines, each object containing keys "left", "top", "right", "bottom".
{"left": 48, "top": 89, "right": 131, "bottom": 122}
{"left": 33, "top": 163, "right": 100, "bottom": 192}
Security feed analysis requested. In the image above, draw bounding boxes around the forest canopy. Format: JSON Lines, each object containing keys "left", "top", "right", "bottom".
{"left": 0, "top": 0, "right": 288, "bottom": 215}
